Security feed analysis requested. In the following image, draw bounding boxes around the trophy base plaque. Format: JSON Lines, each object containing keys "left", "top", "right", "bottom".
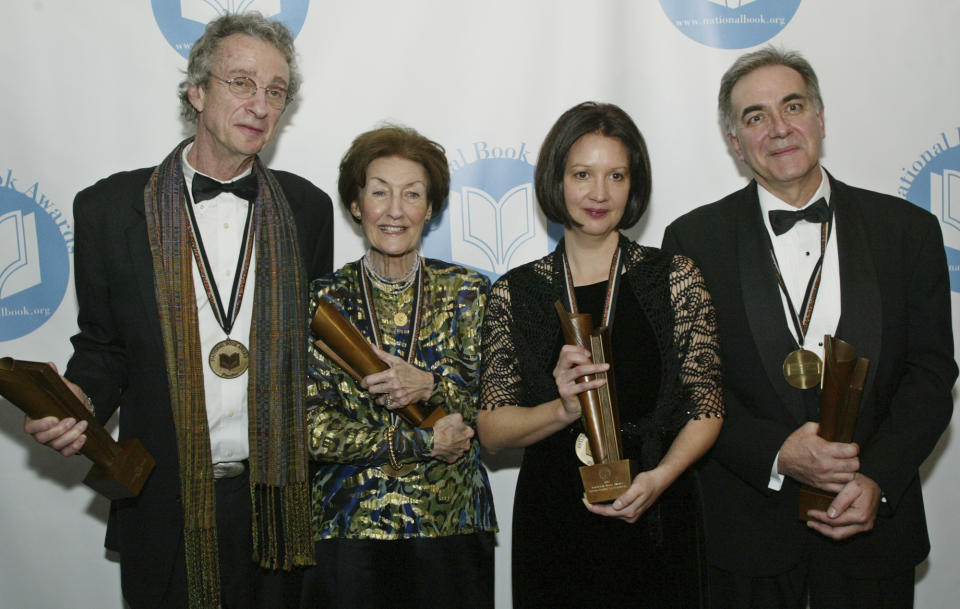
{"left": 0, "top": 357, "right": 155, "bottom": 500}
{"left": 580, "top": 458, "right": 638, "bottom": 504}
{"left": 798, "top": 485, "right": 835, "bottom": 521}
{"left": 83, "top": 438, "right": 154, "bottom": 499}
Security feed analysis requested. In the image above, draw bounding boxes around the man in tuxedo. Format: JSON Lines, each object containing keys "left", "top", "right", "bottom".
{"left": 24, "top": 12, "right": 333, "bottom": 609}
{"left": 662, "top": 47, "right": 955, "bottom": 609}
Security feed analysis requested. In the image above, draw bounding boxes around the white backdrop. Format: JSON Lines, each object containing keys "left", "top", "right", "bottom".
{"left": 2, "top": 1, "right": 958, "bottom": 607}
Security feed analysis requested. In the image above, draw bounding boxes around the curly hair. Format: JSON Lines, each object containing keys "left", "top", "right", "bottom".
{"left": 177, "top": 11, "right": 301, "bottom": 122}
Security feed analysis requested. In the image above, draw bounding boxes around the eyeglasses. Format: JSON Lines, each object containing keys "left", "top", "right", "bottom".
{"left": 209, "top": 74, "right": 288, "bottom": 109}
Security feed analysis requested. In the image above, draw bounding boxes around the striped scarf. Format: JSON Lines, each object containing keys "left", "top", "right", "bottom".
{"left": 144, "top": 139, "right": 314, "bottom": 609}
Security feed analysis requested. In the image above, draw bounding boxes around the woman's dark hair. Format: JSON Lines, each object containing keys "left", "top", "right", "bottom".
{"left": 535, "top": 101, "right": 651, "bottom": 229}
{"left": 338, "top": 125, "right": 450, "bottom": 223}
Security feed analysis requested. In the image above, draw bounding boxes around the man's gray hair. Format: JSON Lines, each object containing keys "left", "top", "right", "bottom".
{"left": 177, "top": 11, "right": 301, "bottom": 121}
{"left": 718, "top": 46, "right": 823, "bottom": 135}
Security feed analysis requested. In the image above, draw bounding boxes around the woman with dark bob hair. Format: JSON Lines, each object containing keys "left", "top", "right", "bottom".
{"left": 300, "top": 125, "right": 496, "bottom": 608}
{"left": 478, "top": 102, "right": 724, "bottom": 608}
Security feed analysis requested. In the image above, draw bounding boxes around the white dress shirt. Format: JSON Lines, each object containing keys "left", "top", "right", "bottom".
{"left": 181, "top": 144, "right": 254, "bottom": 464}
{"left": 758, "top": 166, "right": 841, "bottom": 489}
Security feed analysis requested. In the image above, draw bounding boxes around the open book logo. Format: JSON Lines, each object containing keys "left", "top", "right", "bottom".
{"left": 900, "top": 128, "right": 960, "bottom": 293}
{"left": 0, "top": 171, "right": 72, "bottom": 341}
{"left": 219, "top": 352, "right": 240, "bottom": 370}
{"left": 0, "top": 210, "right": 43, "bottom": 299}
{"left": 152, "top": 0, "right": 308, "bottom": 58}
{"left": 930, "top": 169, "right": 960, "bottom": 251}
{"left": 421, "top": 150, "right": 557, "bottom": 281}
{"left": 180, "top": 0, "right": 283, "bottom": 24}
{"left": 454, "top": 184, "right": 538, "bottom": 275}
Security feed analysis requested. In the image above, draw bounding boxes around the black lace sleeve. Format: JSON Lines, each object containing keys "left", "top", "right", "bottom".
{"left": 479, "top": 274, "right": 523, "bottom": 410}
{"left": 669, "top": 254, "right": 724, "bottom": 421}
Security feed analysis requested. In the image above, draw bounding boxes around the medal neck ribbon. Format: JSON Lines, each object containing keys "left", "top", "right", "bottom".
{"left": 561, "top": 243, "right": 624, "bottom": 330}
{"left": 183, "top": 182, "right": 256, "bottom": 340}
{"left": 359, "top": 258, "right": 426, "bottom": 424}
{"left": 767, "top": 203, "right": 834, "bottom": 349}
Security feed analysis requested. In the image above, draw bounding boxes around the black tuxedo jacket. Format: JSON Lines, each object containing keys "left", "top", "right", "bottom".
{"left": 662, "top": 174, "right": 955, "bottom": 578}
{"left": 63, "top": 166, "right": 333, "bottom": 608}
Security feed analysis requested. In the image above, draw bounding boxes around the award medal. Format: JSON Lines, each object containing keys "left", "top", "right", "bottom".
{"left": 380, "top": 461, "right": 416, "bottom": 477}
{"left": 185, "top": 174, "right": 256, "bottom": 379}
{"left": 561, "top": 244, "right": 623, "bottom": 462}
{"left": 768, "top": 201, "right": 833, "bottom": 389}
{"left": 360, "top": 259, "right": 425, "bottom": 477}
{"left": 575, "top": 433, "right": 594, "bottom": 466}
{"left": 782, "top": 348, "right": 822, "bottom": 390}
{"left": 208, "top": 338, "right": 250, "bottom": 379}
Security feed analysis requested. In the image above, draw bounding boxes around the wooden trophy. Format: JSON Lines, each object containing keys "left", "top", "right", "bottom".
{"left": 797, "top": 336, "right": 870, "bottom": 520}
{"left": 0, "top": 357, "right": 155, "bottom": 499}
{"left": 310, "top": 298, "right": 446, "bottom": 428}
{"left": 555, "top": 301, "right": 637, "bottom": 503}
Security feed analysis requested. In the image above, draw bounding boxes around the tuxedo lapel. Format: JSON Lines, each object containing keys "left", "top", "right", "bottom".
{"left": 830, "top": 178, "right": 882, "bottom": 395}
{"left": 736, "top": 184, "right": 808, "bottom": 423}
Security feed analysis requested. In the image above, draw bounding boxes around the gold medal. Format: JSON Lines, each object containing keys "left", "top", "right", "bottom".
{"left": 393, "top": 311, "right": 408, "bottom": 327}
{"left": 186, "top": 188, "right": 256, "bottom": 380}
{"left": 782, "top": 348, "right": 823, "bottom": 389}
{"left": 575, "top": 433, "right": 595, "bottom": 466}
{"left": 209, "top": 338, "right": 249, "bottom": 379}
{"left": 380, "top": 462, "right": 416, "bottom": 477}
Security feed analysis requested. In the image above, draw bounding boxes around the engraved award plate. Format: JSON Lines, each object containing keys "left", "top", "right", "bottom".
{"left": 0, "top": 357, "right": 155, "bottom": 499}
{"left": 798, "top": 336, "right": 869, "bottom": 520}
{"left": 579, "top": 460, "right": 638, "bottom": 504}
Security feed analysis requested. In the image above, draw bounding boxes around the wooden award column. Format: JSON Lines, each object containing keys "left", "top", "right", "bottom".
{"left": 310, "top": 298, "right": 446, "bottom": 428}
{"left": 555, "top": 301, "right": 638, "bottom": 504}
{"left": 0, "top": 357, "right": 154, "bottom": 499}
{"left": 797, "top": 336, "right": 869, "bottom": 520}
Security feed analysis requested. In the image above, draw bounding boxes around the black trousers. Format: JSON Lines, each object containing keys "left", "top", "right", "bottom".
{"left": 300, "top": 532, "right": 495, "bottom": 609}
{"left": 709, "top": 562, "right": 915, "bottom": 609}
{"left": 153, "top": 470, "right": 296, "bottom": 609}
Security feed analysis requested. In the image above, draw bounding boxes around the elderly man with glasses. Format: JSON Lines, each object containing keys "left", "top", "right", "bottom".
{"left": 23, "top": 12, "right": 333, "bottom": 609}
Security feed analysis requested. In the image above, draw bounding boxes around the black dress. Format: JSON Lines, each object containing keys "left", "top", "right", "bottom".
{"left": 480, "top": 237, "right": 723, "bottom": 609}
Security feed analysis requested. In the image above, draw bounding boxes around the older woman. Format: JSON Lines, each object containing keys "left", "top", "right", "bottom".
{"left": 478, "top": 102, "right": 724, "bottom": 608}
{"left": 300, "top": 126, "right": 496, "bottom": 609}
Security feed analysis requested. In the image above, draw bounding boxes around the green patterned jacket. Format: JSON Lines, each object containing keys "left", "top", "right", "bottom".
{"left": 306, "top": 258, "right": 497, "bottom": 539}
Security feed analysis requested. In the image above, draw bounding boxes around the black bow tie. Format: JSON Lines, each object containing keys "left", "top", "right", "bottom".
{"left": 191, "top": 172, "right": 258, "bottom": 204}
{"left": 768, "top": 197, "right": 830, "bottom": 236}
